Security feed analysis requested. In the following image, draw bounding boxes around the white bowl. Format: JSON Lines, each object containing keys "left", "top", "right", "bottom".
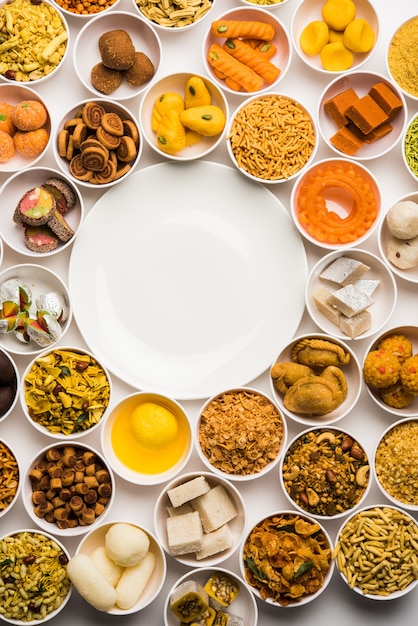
{"left": 280, "top": 426, "right": 371, "bottom": 519}
{"left": 0, "top": 263, "right": 72, "bottom": 356}
{"left": 378, "top": 192, "right": 418, "bottom": 283}
{"left": 21, "top": 345, "right": 112, "bottom": 439}
{"left": 0, "top": 167, "right": 83, "bottom": 258}
{"left": 154, "top": 471, "right": 246, "bottom": 567}
{"left": 226, "top": 92, "right": 317, "bottom": 183}
{"left": 53, "top": 98, "right": 142, "bottom": 189}
{"left": 291, "top": 158, "right": 381, "bottom": 249}
{"left": 306, "top": 249, "right": 397, "bottom": 341}
{"left": 74, "top": 11, "right": 162, "bottom": 100}
{"left": 318, "top": 71, "right": 407, "bottom": 160}
{"left": 51, "top": 0, "right": 121, "bottom": 20}
{"left": 101, "top": 391, "right": 193, "bottom": 486}
{"left": 0, "top": 84, "right": 52, "bottom": 173}
{"left": 240, "top": 510, "right": 334, "bottom": 606}
{"left": 0, "top": 528, "right": 72, "bottom": 624}
{"left": 0, "top": 437, "right": 21, "bottom": 518}
{"left": 203, "top": 6, "right": 291, "bottom": 97}
{"left": 23, "top": 440, "right": 115, "bottom": 537}
{"left": 239, "top": 0, "right": 292, "bottom": 8}
{"left": 132, "top": 0, "right": 217, "bottom": 33}
{"left": 0, "top": 0, "right": 70, "bottom": 86}
{"left": 196, "top": 387, "right": 287, "bottom": 481}
{"left": 139, "top": 72, "right": 229, "bottom": 161}
{"left": 334, "top": 504, "right": 418, "bottom": 599}
{"left": 291, "top": 0, "right": 379, "bottom": 74}
{"left": 362, "top": 326, "right": 418, "bottom": 417}
{"left": 74, "top": 520, "right": 166, "bottom": 614}
{"left": 270, "top": 333, "right": 361, "bottom": 426}
{"left": 402, "top": 112, "right": 418, "bottom": 182}
{"left": 386, "top": 16, "right": 418, "bottom": 102}
{"left": 373, "top": 418, "right": 418, "bottom": 513}
{"left": 0, "top": 347, "right": 19, "bottom": 422}
{"left": 164, "top": 567, "right": 258, "bottom": 626}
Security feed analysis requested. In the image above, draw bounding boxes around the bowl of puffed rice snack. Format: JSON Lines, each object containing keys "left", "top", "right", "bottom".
{"left": 0, "top": 528, "right": 72, "bottom": 623}
{"left": 195, "top": 387, "right": 287, "bottom": 481}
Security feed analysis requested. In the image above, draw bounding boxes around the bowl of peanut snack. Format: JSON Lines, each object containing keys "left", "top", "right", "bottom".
{"left": 196, "top": 387, "right": 287, "bottom": 482}
{"left": 0, "top": 0, "right": 70, "bottom": 85}
{"left": 0, "top": 528, "right": 72, "bottom": 623}
{"left": 22, "top": 440, "right": 115, "bottom": 537}
{"left": 0, "top": 437, "right": 21, "bottom": 519}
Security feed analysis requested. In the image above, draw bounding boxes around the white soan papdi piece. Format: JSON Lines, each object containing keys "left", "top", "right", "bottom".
{"left": 355, "top": 278, "right": 380, "bottom": 297}
{"left": 319, "top": 256, "right": 370, "bottom": 286}
{"left": 312, "top": 286, "right": 341, "bottom": 325}
{"left": 166, "top": 511, "right": 203, "bottom": 555}
{"left": 328, "top": 284, "right": 374, "bottom": 318}
{"left": 339, "top": 309, "right": 372, "bottom": 338}
{"left": 167, "top": 475, "right": 210, "bottom": 508}
{"left": 196, "top": 524, "right": 233, "bottom": 560}
{"left": 191, "top": 485, "right": 237, "bottom": 533}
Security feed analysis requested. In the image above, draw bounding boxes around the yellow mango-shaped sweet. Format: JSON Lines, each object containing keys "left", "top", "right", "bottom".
{"left": 184, "top": 76, "right": 212, "bottom": 109}
{"left": 343, "top": 18, "right": 374, "bottom": 53}
{"left": 180, "top": 105, "right": 226, "bottom": 137}
{"left": 300, "top": 20, "right": 329, "bottom": 55}
{"left": 151, "top": 91, "right": 184, "bottom": 132}
{"left": 322, "top": 0, "right": 356, "bottom": 31}
{"left": 328, "top": 28, "right": 344, "bottom": 43}
{"left": 156, "top": 109, "right": 187, "bottom": 154}
{"left": 320, "top": 40, "right": 354, "bottom": 71}
{"left": 185, "top": 129, "right": 202, "bottom": 147}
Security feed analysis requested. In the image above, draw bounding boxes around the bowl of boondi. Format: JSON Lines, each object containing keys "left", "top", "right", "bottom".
{"left": 291, "top": 0, "right": 379, "bottom": 75}
{"left": 226, "top": 92, "right": 317, "bottom": 183}
{"left": 387, "top": 16, "right": 418, "bottom": 102}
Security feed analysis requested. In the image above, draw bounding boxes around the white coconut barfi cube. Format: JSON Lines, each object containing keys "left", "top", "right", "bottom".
{"left": 191, "top": 485, "right": 237, "bottom": 533}
{"left": 328, "top": 283, "right": 374, "bottom": 318}
{"left": 319, "top": 256, "right": 370, "bottom": 285}
{"left": 196, "top": 524, "right": 233, "bottom": 560}
{"left": 166, "top": 511, "right": 203, "bottom": 555}
{"left": 167, "top": 475, "right": 210, "bottom": 508}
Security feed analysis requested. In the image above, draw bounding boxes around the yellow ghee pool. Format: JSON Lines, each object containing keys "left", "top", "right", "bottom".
{"left": 111, "top": 399, "right": 190, "bottom": 474}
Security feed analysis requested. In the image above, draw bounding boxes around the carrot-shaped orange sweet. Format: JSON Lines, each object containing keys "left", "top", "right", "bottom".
{"left": 242, "top": 39, "right": 277, "bottom": 59}
{"left": 223, "top": 38, "right": 280, "bottom": 84}
{"left": 207, "top": 43, "right": 263, "bottom": 93}
{"left": 212, "top": 67, "right": 242, "bottom": 91}
{"left": 211, "top": 19, "right": 275, "bottom": 41}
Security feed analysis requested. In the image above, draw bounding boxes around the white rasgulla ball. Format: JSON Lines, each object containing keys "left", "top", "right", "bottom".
{"left": 386, "top": 200, "right": 418, "bottom": 239}
{"left": 105, "top": 523, "right": 150, "bottom": 567}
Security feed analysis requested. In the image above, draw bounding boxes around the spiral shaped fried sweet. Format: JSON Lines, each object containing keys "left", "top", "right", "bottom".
{"left": 91, "top": 159, "right": 117, "bottom": 184}
{"left": 69, "top": 154, "right": 94, "bottom": 181}
{"left": 122, "top": 119, "right": 140, "bottom": 147}
{"left": 116, "top": 135, "right": 137, "bottom": 163}
{"left": 81, "top": 102, "right": 106, "bottom": 129}
{"left": 96, "top": 125, "right": 121, "bottom": 150}
{"left": 81, "top": 144, "right": 109, "bottom": 171}
{"left": 101, "top": 112, "right": 124, "bottom": 136}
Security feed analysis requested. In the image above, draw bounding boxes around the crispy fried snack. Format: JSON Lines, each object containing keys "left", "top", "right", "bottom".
{"left": 291, "top": 338, "right": 351, "bottom": 367}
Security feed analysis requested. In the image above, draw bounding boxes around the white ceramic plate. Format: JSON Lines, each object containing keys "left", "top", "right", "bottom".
{"left": 69, "top": 161, "right": 307, "bottom": 399}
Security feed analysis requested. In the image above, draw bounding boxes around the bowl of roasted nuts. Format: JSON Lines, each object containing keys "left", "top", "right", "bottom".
{"left": 333, "top": 504, "right": 418, "bottom": 599}
{"left": 23, "top": 440, "right": 115, "bottom": 537}
{"left": 362, "top": 326, "right": 418, "bottom": 417}
{"left": 280, "top": 426, "right": 371, "bottom": 520}
{"left": 196, "top": 387, "right": 287, "bottom": 482}
{"left": 73, "top": 10, "right": 161, "bottom": 100}
{"left": 165, "top": 567, "right": 257, "bottom": 626}
{"left": 20, "top": 345, "right": 112, "bottom": 439}
{"left": 240, "top": 510, "right": 334, "bottom": 607}
{"left": 0, "top": 0, "right": 70, "bottom": 85}
{"left": 0, "top": 437, "right": 21, "bottom": 519}
{"left": 0, "top": 528, "right": 72, "bottom": 623}
{"left": 51, "top": 0, "right": 121, "bottom": 20}
{"left": 0, "top": 264, "right": 72, "bottom": 356}
{"left": 53, "top": 98, "right": 142, "bottom": 188}
{"left": 68, "top": 520, "right": 166, "bottom": 614}
{"left": 0, "top": 347, "right": 19, "bottom": 423}
{"left": 270, "top": 333, "right": 361, "bottom": 426}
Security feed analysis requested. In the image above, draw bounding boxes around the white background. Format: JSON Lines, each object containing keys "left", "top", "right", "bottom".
{"left": 1, "top": 0, "right": 417, "bottom": 624}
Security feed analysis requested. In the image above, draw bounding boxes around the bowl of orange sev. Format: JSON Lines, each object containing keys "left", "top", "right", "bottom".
{"left": 290, "top": 157, "right": 381, "bottom": 248}
{"left": 203, "top": 6, "right": 291, "bottom": 97}
{"left": 226, "top": 92, "right": 317, "bottom": 183}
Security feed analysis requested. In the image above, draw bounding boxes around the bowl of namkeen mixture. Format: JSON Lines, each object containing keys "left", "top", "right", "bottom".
{"left": 0, "top": 529, "right": 72, "bottom": 623}
{"left": 196, "top": 387, "right": 287, "bottom": 481}
{"left": 362, "top": 326, "right": 418, "bottom": 417}
{"left": 373, "top": 418, "right": 418, "bottom": 513}
{"left": 132, "top": 0, "right": 216, "bottom": 32}
{"left": 0, "top": 438, "right": 20, "bottom": 519}
{"left": 240, "top": 510, "right": 334, "bottom": 606}
{"left": 333, "top": 505, "right": 418, "bottom": 599}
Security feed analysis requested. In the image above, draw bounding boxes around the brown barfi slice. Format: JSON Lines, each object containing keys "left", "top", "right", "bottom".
{"left": 324, "top": 87, "right": 360, "bottom": 128}
{"left": 363, "top": 122, "right": 393, "bottom": 144}
{"left": 345, "top": 94, "right": 389, "bottom": 135}
{"left": 330, "top": 125, "right": 365, "bottom": 155}
{"left": 368, "top": 82, "right": 403, "bottom": 121}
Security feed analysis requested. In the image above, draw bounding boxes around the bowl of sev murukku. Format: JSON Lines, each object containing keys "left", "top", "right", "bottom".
{"left": 132, "top": 0, "right": 216, "bottom": 32}
{"left": 195, "top": 387, "right": 287, "bottom": 482}
{"left": 226, "top": 92, "right": 317, "bottom": 183}
{"left": 0, "top": 437, "right": 21, "bottom": 519}
{"left": 240, "top": 510, "right": 334, "bottom": 606}
{"left": 203, "top": 6, "right": 291, "bottom": 98}
{"left": 20, "top": 346, "right": 112, "bottom": 439}
{"left": 333, "top": 504, "right": 418, "bottom": 599}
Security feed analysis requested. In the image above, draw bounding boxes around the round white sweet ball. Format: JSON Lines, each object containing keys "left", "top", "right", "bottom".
{"left": 386, "top": 200, "right": 418, "bottom": 239}
{"left": 105, "top": 522, "right": 150, "bottom": 567}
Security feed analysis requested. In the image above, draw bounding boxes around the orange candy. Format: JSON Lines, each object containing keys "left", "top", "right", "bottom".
{"left": 14, "top": 128, "right": 49, "bottom": 157}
